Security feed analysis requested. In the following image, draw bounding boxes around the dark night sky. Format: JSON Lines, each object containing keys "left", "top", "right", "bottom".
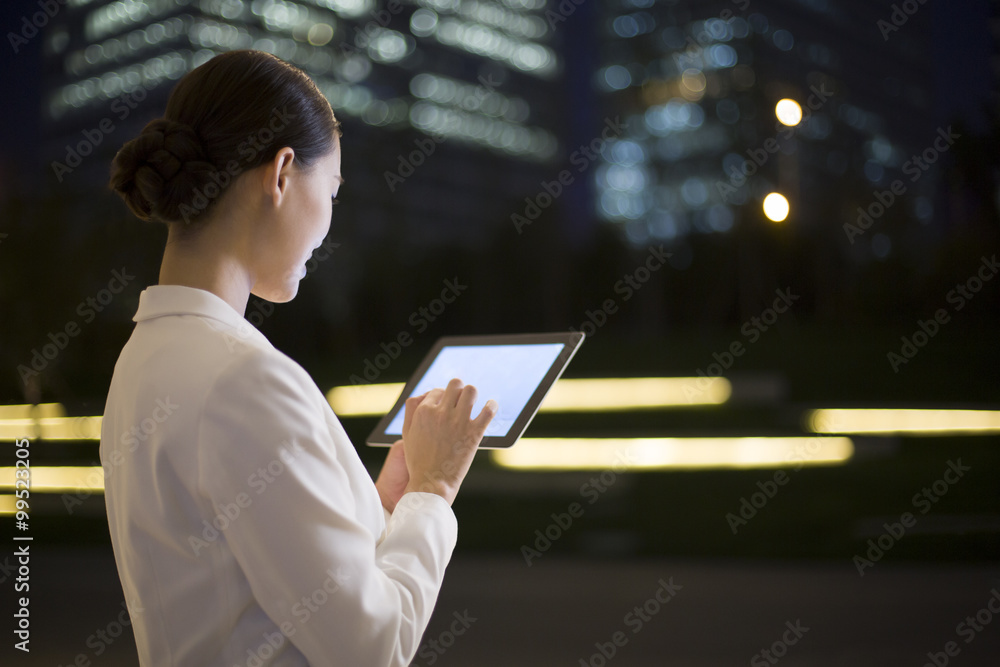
{"left": 0, "top": 0, "right": 994, "bottom": 180}
{"left": 0, "top": 0, "right": 42, "bottom": 167}
{"left": 930, "top": 0, "right": 994, "bottom": 132}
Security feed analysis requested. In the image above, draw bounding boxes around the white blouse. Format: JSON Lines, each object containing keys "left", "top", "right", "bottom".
{"left": 100, "top": 284, "right": 457, "bottom": 666}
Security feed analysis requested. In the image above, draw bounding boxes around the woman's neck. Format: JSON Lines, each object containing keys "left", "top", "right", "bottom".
{"left": 157, "top": 222, "right": 254, "bottom": 316}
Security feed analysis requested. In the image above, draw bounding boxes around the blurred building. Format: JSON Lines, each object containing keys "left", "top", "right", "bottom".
{"left": 38, "top": 0, "right": 565, "bottom": 247}
{"left": 4, "top": 0, "right": 998, "bottom": 585}
{"left": 591, "top": 0, "right": 940, "bottom": 270}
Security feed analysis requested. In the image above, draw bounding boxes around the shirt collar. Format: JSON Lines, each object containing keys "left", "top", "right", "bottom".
{"left": 133, "top": 284, "right": 270, "bottom": 345}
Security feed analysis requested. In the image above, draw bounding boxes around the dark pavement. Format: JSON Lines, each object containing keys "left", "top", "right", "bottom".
{"left": 3, "top": 546, "right": 999, "bottom": 666}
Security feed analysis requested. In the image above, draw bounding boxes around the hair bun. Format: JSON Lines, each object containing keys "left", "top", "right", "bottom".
{"left": 109, "top": 117, "right": 219, "bottom": 223}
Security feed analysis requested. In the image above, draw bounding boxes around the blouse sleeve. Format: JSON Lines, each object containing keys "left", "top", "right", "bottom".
{"left": 196, "top": 348, "right": 457, "bottom": 666}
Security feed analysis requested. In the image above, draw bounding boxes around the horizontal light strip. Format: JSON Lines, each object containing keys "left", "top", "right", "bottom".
{"left": 327, "top": 383, "right": 407, "bottom": 417}
{"left": 809, "top": 409, "right": 1000, "bottom": 435}
{"left": 0, "top": 434, "right": 852, "bottom": 494}
{"left": 0, "top": 403, "right": 67, "bottom": 420}
{"left": 539, "top": 377, "right": 731, "bottom": 411}
{"left": 0, "top": 417, "right": 102, "bottom": 441}
{"left": 327, "top": 377, "right": 731, "bottom": 416}
{"left": 0, "top": 466, "right": 105, "bottom": 494}
{"left": 0, "top": 495, "right": 18, "bottom": 516}
{"left": 490, "top": 437, "right": 854, "bottom": 471}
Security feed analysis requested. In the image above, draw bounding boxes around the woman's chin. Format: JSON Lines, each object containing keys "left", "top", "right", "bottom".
{"left": 252, "top": 281, "right": 298, "bottom": 304}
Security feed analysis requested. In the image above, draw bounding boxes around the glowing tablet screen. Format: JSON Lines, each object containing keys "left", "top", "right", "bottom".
{"left": 383, "top": 343, "right": 565, "bottom": 437}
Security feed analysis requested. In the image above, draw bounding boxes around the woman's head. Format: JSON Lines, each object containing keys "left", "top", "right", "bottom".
{"left": 109, "top": 49, "right": 340, "bottom": 225}
{"left": 108, "top": 49, "right": 343, "bottom": 303}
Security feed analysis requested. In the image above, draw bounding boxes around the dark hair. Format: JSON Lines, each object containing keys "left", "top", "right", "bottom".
{"left": 108, "top": 49, "right": 341, "bottom": 225}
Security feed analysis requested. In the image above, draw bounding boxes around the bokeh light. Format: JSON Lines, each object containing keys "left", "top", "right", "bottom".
{"left": 775, "top": 98, "right": 802, "bottom": 126}
{"left": 763, "top": 192, "right": 790, "bottom": 222}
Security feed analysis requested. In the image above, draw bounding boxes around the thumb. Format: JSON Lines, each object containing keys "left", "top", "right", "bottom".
{"left": 390, "top": 438, "right": 406, "bottom": 456}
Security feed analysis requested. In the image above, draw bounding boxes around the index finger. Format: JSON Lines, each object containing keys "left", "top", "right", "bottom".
{"left": 456, "top": 383, "right": 479, "bottom": 421}
{"left": 442, "top": 377, "right": 464, "bottom": 408}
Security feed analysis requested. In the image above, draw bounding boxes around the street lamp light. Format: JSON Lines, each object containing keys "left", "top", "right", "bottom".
{"left": 775, "top": 99, "right": 802, "bottom": 126}
{"left": 763, "top": 193, "right": 789, "bottom": 222}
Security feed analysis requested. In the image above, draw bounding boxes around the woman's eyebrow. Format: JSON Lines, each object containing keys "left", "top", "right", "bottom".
{"left": 335, "top": 175, "right": 345, "bottom": 186}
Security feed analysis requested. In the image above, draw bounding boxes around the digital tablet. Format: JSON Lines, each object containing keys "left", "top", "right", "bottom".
{"left": 366, "top": 332, "right": 585, "bottom": 449}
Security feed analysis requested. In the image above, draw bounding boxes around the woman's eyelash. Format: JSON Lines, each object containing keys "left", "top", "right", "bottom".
{"left": 331, "top": 197, "right": 340, "bottom": 205}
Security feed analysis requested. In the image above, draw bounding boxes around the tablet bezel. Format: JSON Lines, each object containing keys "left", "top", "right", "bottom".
{"left": 365, "top": 332, "right": 585, "bottom": 449}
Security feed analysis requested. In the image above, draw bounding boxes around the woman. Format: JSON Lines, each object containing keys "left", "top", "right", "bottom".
{"left": 101, "top": 49, "right": 496, "bottom": 666}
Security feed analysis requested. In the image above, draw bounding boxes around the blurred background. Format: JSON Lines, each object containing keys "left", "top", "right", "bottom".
{"left": 1, "top": 0, "right": 999, "bottom": 664}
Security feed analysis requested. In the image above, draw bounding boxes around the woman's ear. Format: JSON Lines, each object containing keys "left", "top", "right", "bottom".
{"left": 266, "top": 147, "right": 296, "bottom": 207}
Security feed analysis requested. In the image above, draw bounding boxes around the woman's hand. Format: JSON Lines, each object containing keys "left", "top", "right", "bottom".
{"left": 374, "top": 439, "right": 409, "bottom": 513}
{"left": 400, "top": 379, "right": 497, "bottom": 506}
